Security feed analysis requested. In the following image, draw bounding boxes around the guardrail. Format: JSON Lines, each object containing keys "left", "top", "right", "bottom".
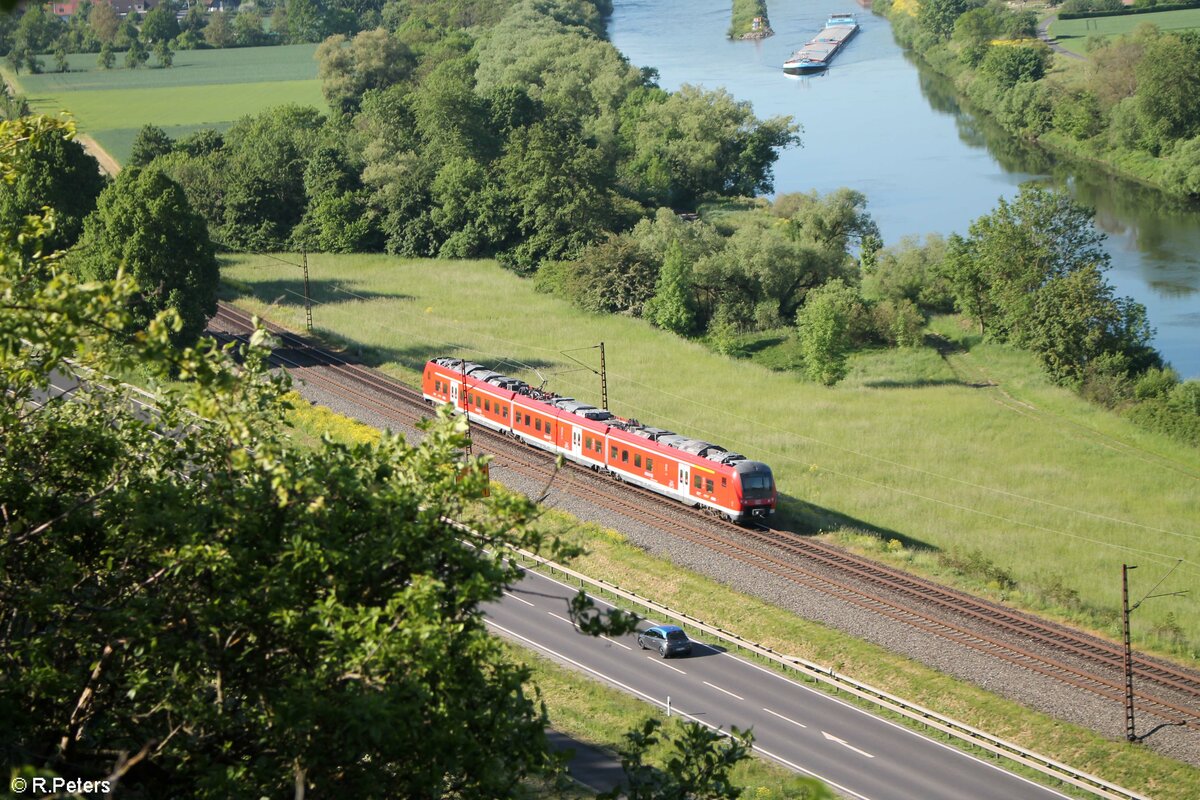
{"left": 508, "top": 545, "right": 1150, "bottom": 800}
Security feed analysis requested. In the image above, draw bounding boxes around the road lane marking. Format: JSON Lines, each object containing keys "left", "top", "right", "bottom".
{"left": 523, "top": 569, "right": 1074, "bottom": 800}
{"left": 703, "top": 681, "right": 743, "bottom": 700}
{"left": 603, "top": 636, "right": 632, "bottom": 650}
{"left": 646, "top": 656, "right": 686, "bottom": 674}
{"left": 483, "top": 618, "right": 873, "bottom": 800}
{"left": 763, "top": 707, "right": 806, "bottom": 728}
{"left": 503, "top": 591, "right": 535, "bottom": 607}
{"left": 548, "top": 611, "right": 576, "bottom": 626}
{"left": 823, "top": 730, "right": 875, "bottom": 759}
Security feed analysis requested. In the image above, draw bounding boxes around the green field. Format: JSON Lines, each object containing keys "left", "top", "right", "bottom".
{"left": 1050, "top": 8, "right": 1200, "bottom": 55}
{"left": 221, "top": 253, "right": 1200, "bottom": 659}
{"left": 2, "top": 44, "right": 322, "bottom": 164}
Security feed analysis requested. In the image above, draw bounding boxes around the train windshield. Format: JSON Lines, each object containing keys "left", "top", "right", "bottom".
{"left": 742, "top": 471, "right": 774, "bottom": 496}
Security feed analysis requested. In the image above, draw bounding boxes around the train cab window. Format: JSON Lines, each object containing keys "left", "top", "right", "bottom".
{"left": 693, "top": 474, "right": 702, "bottom": 489}
{"left": 634, "top": 454, "right": 642, "bottom": 468}
{"left": 621, "top": 450, "right": 628, "bottom": 463}
{"left": 705, "top": 479, "right": 714, "bottom": 493}
{"left": 646, "top": 457, "right": 653, "bottom": 471}
{"left": 535, "top": 419, "right": 542, "bottom": 432}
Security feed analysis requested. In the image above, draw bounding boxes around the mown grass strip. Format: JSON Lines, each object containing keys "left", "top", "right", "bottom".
{"left": 220, "top": 253, "right": 1200, "bottom": 656}
{"left": 1050, "top": 8, "right": 1200, "bottom": 56}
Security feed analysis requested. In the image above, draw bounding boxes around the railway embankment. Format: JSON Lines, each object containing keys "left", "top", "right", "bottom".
{"left": 729, "top": 0, "right": 774, "bottom": 39}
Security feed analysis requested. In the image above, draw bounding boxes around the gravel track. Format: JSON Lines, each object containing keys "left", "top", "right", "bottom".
{"left": 206, "top": 313, "right": 1200, "bottom": 768}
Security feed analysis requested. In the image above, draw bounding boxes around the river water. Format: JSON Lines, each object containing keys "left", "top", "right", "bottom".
{"left": 609, "top": 0, "right": 1200, "bottom": 377}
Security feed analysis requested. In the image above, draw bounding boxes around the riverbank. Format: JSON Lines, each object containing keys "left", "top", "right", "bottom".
{"left": 876, "top": 0, "right": 1200, "bottom": 200}
{"left": 728, "top": 0, "right": 773, "bottom": 39}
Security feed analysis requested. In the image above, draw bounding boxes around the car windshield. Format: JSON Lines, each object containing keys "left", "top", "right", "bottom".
{"left": 666, "top": 630, "right": 688, "bottom": 641}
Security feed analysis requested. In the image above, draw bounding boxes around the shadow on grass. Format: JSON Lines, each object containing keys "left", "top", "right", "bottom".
{"left": 232, "top": 277, "right": 413, "bottom": 307}
{"left": 862, "top": 378, "right": 969, "bottom": 389}
{"left": 774, "top": 495, "right": 938, "bottom": 554}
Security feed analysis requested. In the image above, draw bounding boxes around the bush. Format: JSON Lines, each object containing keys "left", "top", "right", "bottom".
{"left": 871, "top": 298, "right": 925, "bottom": 347}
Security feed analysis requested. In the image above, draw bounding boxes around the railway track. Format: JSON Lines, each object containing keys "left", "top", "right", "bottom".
{"left": 209, "top": 302, "right": 1200, "bottom": 735}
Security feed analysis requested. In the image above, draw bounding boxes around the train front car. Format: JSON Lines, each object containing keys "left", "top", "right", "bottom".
{"left": 733, "top": 460, "right": 776, "bottom": 523}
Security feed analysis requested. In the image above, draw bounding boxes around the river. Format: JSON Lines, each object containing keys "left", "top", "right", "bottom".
{"left": 608, "top": 0, "right": 1200, "bottom": 377}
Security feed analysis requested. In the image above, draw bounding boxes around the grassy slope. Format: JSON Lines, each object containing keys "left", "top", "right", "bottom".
{"left": 221, "top": 253, "right": 1200, "bottom": 659}
{"left": 284, "top": 390, "right": 1197, "bottom": 799}
{"left": 1050, "top": 8, "right": 1200, "bottom": 55}
{"left": 2, "top": 44, "right": 322, "bottom": 164}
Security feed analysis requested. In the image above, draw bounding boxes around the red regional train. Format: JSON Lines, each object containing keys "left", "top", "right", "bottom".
{"left": 422, "top": 357, "right": 776, "bottom": 523}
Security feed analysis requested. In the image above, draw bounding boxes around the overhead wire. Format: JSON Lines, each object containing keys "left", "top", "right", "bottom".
{"left": 230, "top": 275, "right": 1200, "bottom": 574}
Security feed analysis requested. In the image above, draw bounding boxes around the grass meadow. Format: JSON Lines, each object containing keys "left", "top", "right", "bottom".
{"left": 1049, "top": 8, "right": 1200, "bottom": 55}
{"left": 2, "top": 44, "right": 322, "bottom": 164}
{"left": 221, "top": 253, "right": 1200, "bottom": 658}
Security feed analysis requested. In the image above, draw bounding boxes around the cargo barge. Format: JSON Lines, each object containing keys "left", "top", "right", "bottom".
{"left": 781, "top": 14, "right": 859, "bottom": 74}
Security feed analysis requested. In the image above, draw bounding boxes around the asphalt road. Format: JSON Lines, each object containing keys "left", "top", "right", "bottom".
{"left": 487, "top": 568, "right": 1074, "bottom": 800}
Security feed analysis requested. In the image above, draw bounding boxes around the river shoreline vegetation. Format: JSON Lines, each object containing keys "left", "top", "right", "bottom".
{"left": 728, "top": 0, "right": 772, "bottom": 39}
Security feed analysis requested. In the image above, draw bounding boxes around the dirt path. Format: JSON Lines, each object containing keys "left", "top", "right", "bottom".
{"left": 78, "top": 134, "right": 121, "bottom": 176}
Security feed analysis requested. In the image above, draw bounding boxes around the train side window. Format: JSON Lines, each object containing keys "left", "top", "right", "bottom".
{"left": 596, "top": 440, "right": 603, "bottom": 453}
{"left": 611, "top": 445, "right": 618, "bottom": 458}
{"left": 535, "top": 419, "right": 542, "bottom": 432}
{"left": 621, "top": 450, "right": 628, "bottom": 463}
{"left": 646, "top": 457, "right": 653, "bottom": 471}
{"left": 503, "top": 407, "right": 508, "bottom": 418}
{"left": 721, "top": 477, "right": 727, "bottom": 487}
{"left": 705, "top": 479, "right": 714, "bottom": 493}
{"left": 634, "top": 454, "right": 642, "bottom": 468}
{"left": 693, "top": 474, "right": 701, "bottom": 489}
{"left": 485, "top": 399, "right": 491, "bottom": 412}
{"left": 435, "top": 379, "right": 441, "bottom": 392}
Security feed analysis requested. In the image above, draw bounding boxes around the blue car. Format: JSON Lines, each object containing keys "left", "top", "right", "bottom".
{"left": 637, "top": 625, "right": 694, "bottom": 658}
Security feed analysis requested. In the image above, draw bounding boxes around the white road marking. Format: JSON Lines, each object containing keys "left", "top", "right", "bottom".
{"left": 703, "top": 681, "right": 744, "bottom": 701}
{"left": 603, "top": 636, "right": 632, "bottom": 651}
{"left": 525, "top": 569, "right": 1074, "bottom": 800}
{"left": 548, "top": 612, "right": 576, "bottom": 626}
{"left": 483, "top": 618, "right": 873, "bottom": 800}
{"left": 646, "top": 656, "right": 687, "bottom": 675}
{"left": 823, "top": 730, "right": 875, "bottom": 759}
{"left": 763, "top": 707, "right": 807, "bottom": 728}
{"left": 503, "top": 591, "right": 534, "bottom": 607}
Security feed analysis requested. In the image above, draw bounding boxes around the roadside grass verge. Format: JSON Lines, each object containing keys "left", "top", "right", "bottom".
{"left": 1049, "top": 8, "right": 1200, "bottom": 56}
{"left": 522, "top": 511, "right": 1200, "bottom": 800}
{"left": 512, "top": 640, "right": 835, "bottom": 799}
{"left": 1, "top": 44, "right": 322, "bottom": 165}
{"left": 268, "top": 369, "right": 1197, "bottom": 798}
{"left": 219, "top": 252, "right": 1200, "bottom": 657}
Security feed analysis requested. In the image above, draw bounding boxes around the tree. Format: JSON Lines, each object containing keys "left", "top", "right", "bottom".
{"left": 919, "top": 0, "right": 982, "bottom": 40}
{"left": 600, "top": 719, "right": 764, "bottom": 800}
{"left": 97, "top": 42, "right": 115, "bottom": 69}
{"left": 90, "top": 0, "right": 119, "bottom": 44}
{"left": 141, "top": 2, "right": 181, "bottom": 43}
{"left": 979, "top": 42, "right": 1051, "bottom": 88}
{"left": 70, "top": 167, "right": 218, "bottom": 344}
{"left": 285, "top": 0, "right": 327, "bottom": 43}
{"left": 14, "top": 3, "right": 64, "bottom": 55}
{"left": 316, "top": 28, "right": 414, "bottom": 115}
{"left": 0, "top": 118, "right": 105, "bottom": 253}
{"left": 154, "top": 39, "right": 174, "bottom": 68}
{"left": 125, "top": 38, "right": 149, "bottom": 69}
{"left": 3, "top": 115, "right": 651, "bottom": 800}
{"left": 644, "top": 241, "right": 698, "bottom": 335}
{"left": 1135, "top": 33, "right": 1200, "bottom": 146}
{"left": 130, "top": 124, "right": 175, "bottom": 167}
{"left": 796, "top": 279, "right": 860, "bottom": 385}
{"left": 233, "top": 9, "right": 267, "bottom": 47}
{"left": 203, "top": 10, "right": 233, "bottom": 48}
{"left": 954, "top": 184, "right": 1110, "bottom": 344}
{"left": 53, "top": 45, "right": 68, "bottom": 73}
{"left": 618, "top": 84, "right": 800, "bottom": 208}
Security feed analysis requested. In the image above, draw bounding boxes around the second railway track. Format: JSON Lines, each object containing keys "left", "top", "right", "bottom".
{"left": 209, "top": 302, "right": 1200, "bottom": 735}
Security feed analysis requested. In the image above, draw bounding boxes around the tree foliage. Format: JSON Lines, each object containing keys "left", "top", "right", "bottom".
{"left": 2, "top": 114, "right": 669, "bottom": 799}
{"left": 71, "top": 166, "right": 218, "bottom": 344}
{"left": 600, "top": 718, "right": 756, "bottom": 800}
{"left": 129, "top": 124, "right": 174, "bottom": 168}
{"left": 795, "top": 279, "right": 861, "bottom": 385}
{"left": 644, "top": 241, "right": 698, "bottom": 335}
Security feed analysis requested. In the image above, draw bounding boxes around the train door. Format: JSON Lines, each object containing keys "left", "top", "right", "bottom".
{"left": 572, "top": 427, "right": 582, "bottom": 459}
{"left": 450, "top": 381, "right": 459, "bottom": 410}
{"left": 677, "top": 463, "right": 690, "bottom": 501}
